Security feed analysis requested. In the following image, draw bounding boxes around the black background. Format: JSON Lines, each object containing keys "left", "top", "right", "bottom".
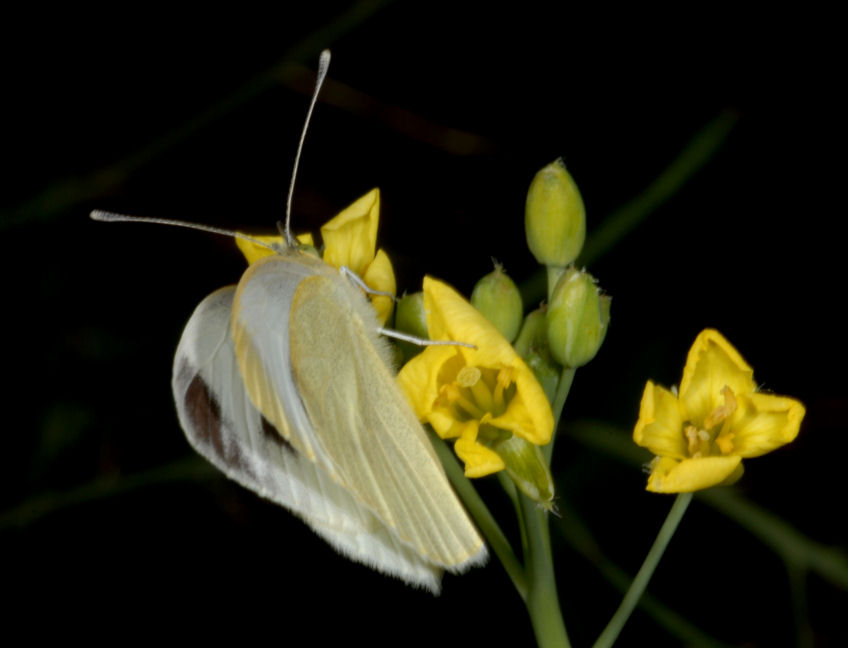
{"left": 2, "top": 3, "right": 844, "bottom": 645}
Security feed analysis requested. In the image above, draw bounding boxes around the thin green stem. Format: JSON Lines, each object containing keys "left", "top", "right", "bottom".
{"left": 697, "top": 487, "right": 848, "bottom": 590}
{"left": 1, "top": 0, "right": 395, "bottom": 231}
{"left": 786, "top": 560, "right": 814, "bottom": 648}
{"left": 592, "top": 492, "right": 693, "bottom": 648}
{"left": 0, "top": 457, "right": 216, "bottom": 529}
{"left": 428, "top": 429, "right": 528, "bottom": 600}
{"left": 546, "top": 265, "right": 568, "bottom": 303}
{"left": 521, "top": 494, "right": 571, "bottom": 648}
{"left": 577, "top": 110, "right": 738, "bottom": 268}
{"left": 568, "top": 419, "right": 848, "bottom": 591}
{"left": 552, "top": 497, "right": 731, "bottom": 648}
{"left": 544, "top": 366, "right": 576, "bottom": 463}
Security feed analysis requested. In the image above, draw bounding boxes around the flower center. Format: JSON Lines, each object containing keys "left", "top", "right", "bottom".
{"left": 438, "top": 364, "right": 516, "bottom": 442}
{"left": 684, "top": 385, "right": 738, "bottom": 457}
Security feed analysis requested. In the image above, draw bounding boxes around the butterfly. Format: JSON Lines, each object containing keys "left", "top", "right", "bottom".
{"left": 93, "top": 50, "right": 486, "bottom": 593}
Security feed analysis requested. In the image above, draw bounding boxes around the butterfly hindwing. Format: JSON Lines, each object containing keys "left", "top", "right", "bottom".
{"left": 172, "top": 285, "right": 444, "bottom": 591}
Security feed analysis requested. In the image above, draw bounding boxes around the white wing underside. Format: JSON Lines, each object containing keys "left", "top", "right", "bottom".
{"left": 172, "top": 286, "right": 446, "bottom": 592}
{"left": 229, "top": 254, "right": 486, "bottom": 575}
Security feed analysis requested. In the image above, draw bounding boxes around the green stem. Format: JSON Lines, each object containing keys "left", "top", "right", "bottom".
{"left": 428, "top": 429, "right": 528, "bottom": 600}
{"left": 546, "top": 265, "right": 568, "bottom": 303}
{"left": 544, "top": 366, "right": 576, "bottom": 463}
{"left": 0, "top": 457, "right": 216, "bottom": 529}
{"left": 1, "top": 0, "right": 396, "bottom": 232}
{"left": 520, "top": 357, "right": 575, "bottom": 646}
{"left": 577, "top": 110, "right": 738, "bottom": 268}
{"left": 592, "top": 492, "right": 693, "bottom": 648}
{"left": 786, "top": 560, "right": 814, "bottom": 648}
{"left": 521, "top": 494, "right": 571, "bottom": 648}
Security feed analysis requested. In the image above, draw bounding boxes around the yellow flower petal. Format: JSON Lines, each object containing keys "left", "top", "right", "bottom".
{"left": 362, "top": 248, "right": 396, "bottom": 326}
{"left": 236, "top": 233, "right": 315, "bottom": 265}
{"left": 646, "top": 455, "right": 743, "bottom": 493}
{"left": 727, "top": 392, "right": 805, "bottom": 458}
{"left": 236, "top": 234, "right": 279, "bottom": 265}
{"left": 455, "top": 423, "right": 506, "bottom": 477}
{"left": 679, "top": 329, "right": 756, "bottom": 424}
{"left": 398, "top": 345, "right": 456, "bottom": 425}
{"left": 422, "top": 277, "right": 553, "bottom": 445}
{"left": 634, "top": 328, "right": 804, "bottom": 493}
{"left": 633, "top": 381, "right": 686, "bottom": 459}
{"left": 235, "top": 190, "right": 394, "bottom": 325}
{"left": 321, "top": 188, "right": 380, "bottom": 277}
{"left": 397, "top": 277, "right": 555, "bottom": 480}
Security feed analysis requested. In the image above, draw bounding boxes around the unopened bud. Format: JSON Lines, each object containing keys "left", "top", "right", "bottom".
{"left": 525, "top": 159, "right": 586, "bottom": 267}
{"left": 547, "top": 267, "right": 610, "bottom": 368}
{"left": 395, "top": 292, "right": 428, "bottom": 362}
{"left": 471, "top": 266, "right": 523, "bottom": 342}
{"left": 493, "top": 434, "right": 555, "bottom": 508}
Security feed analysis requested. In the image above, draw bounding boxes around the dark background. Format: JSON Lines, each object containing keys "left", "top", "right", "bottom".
{"left": 2, "top": 3, "right": 844, "bottom": 645}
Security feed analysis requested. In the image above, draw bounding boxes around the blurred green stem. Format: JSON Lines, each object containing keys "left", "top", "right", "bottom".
{"left": 577, "top": 110, "right": 738, "bottom": 268}
{"left": 520, "top": 110, "right": 738, "bottom": 306}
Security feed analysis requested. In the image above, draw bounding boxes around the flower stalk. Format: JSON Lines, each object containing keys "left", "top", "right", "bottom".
{"left": 592, "top": 493, "right": 693, "bottom": 648}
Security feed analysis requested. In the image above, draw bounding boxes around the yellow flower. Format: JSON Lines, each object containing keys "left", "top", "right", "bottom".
{"left": 633, "top": 329, "right": 805, "bottom": 493}
{"left": 235, "top": 189, "right": 396, "bottom": 324}
{"left": 398, "top": 277, "right": 554, "bottom": 479}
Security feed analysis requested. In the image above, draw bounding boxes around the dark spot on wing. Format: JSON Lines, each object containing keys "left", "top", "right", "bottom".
{"left": 261, "top": 415, "right": 298, "bottom": 457}
{"left": 184, "top": 372, "right": 225, "bottom": 459}
{"left": 179, "top": 363, "right": 255, "bottom": 480}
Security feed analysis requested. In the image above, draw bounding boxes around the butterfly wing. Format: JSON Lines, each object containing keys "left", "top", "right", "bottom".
{"left": 172, "top": 285, "right": 443, "bottom": 591}
{"left": 231, "top": 254, "right": 487, "bottom": 573}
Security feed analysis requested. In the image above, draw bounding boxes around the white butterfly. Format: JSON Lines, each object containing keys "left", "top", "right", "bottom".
{"left": 97, "top": 50, "right": 487, "bottom": 593}
{"left": 171, "top": 245, "right": 486, "bottom": 592}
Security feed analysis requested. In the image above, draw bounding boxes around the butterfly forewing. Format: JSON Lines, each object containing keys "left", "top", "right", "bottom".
{"left": 290, "top": 276, "right": 485, "bottom": 569}
{"left": 232, "top": 255, "right": 487, "bottom": 571}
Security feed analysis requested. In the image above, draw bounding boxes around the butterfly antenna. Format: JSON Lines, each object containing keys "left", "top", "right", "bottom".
{"left": 284, "top": 49, "right": 331, "bottom": 247}
{"left": 89, "top": 210, "right": 278, "bottom": 253}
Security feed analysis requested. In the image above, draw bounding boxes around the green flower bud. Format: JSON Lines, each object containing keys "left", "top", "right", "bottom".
{"left": 395, "top": 292, "right": 428, "bottom": 363}
{"left": 471, "top": 265, "right": 523, "bottom": 342}
{"left": 492, "top": 434, "right": 555, "bottom": 508}
{"left": 514, "top": 308, "right": 560, "bottom": 403}
{"left": 547, "top": 267, "right": 610, "bottom": 368}
{"left": 525, "top": 159, "right": 586, "bottom": 267}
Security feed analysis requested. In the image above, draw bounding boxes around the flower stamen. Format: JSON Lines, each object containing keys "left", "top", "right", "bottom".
{"left": 633, "top": 329, "right": 805, "bottom": 493}
{"left": 685, "top": 425, "right": 701, "bottom": 456}
{"left": 459, "top": 366, "right": 496, "bottom": 413}
{"left": 704, "top": 385, "right": 737, "bottom": 429}
{"left": 492, "top": 367, "right": 514, "bottom": 415}
{"left": 440, "top": 383, "right": 486, "bottom": 420}
{"left": 397, "top": 277, "right": 555, "bottom": 481}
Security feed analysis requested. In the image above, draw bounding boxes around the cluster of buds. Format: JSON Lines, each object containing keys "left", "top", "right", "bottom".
{"left": 525, "top": 159, "right": 609, "bottom": 369}
{"left": 395, "top": 158, "right": 609, "bottom": 507}
{"left": 467, "top": 160, "right": 609, "bottom": 502}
